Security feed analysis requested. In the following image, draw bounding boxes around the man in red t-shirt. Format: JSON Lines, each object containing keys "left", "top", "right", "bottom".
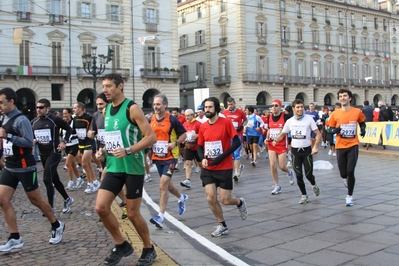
{"left": 222, "top": 97, "right": 247, "bottom": 181}
{"left": 197, "top": 97, "right": 248, "bottom": 237}
{"left": 180, "top": 109, "right": 202, "bottom": 189}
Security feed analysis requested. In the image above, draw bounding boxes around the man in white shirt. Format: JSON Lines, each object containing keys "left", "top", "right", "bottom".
{"left": 273, "top": 99, "right": 322, "bottom": 204}
{"left": 196, "top": 109, "right": 208, "bottom": 124}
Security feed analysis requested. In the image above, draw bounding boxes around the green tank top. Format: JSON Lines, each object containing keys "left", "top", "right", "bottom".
{"left": 104, "top": 98, "right": 145, "bottom": 175}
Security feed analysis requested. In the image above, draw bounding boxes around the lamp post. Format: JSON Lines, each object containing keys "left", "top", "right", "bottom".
{"left": 82, "top": 46, "right": 107, "bottom": 111}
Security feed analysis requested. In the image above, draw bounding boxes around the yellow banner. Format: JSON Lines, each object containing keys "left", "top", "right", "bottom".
{"left": 381, "top": 122, "right": 399, "bottom": 146}
{"left": 359, "top": 122, "right": 383, "bottom": 144}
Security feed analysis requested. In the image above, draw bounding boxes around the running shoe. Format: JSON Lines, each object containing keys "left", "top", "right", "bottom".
{"left": 288, "top": 169, "right": 296, "bottom": 185}
{"left": 345, "top": 195, "right": 354, "bottom": 207}
{"left": 84, "top": 183, "right": 94, "bottom": 194}
{"left": 239, "top": 164, "right": 244, "bottom": 176}
{"left": 137, "top": 245, "right": 157, "bottom": 266}
{"left": 271, "top": 184, "right": 281, "bottom": 195}
{"left": 237, "top": 197, "right": 248, "bottom": 220}
{"left": 195, "top": 166, "right": 200, "bottom": 173}
{"left": 62, "top": 197, "right": 74, "bottom": 213}
{"left": 333, "top": 153, "right": 336, "bottom": 157}
{"left": 92, "top": 180, "right": 101, "bottom": 192}
{"left": 76, "top": 177, "right": 84, "bottom": 189}
{"left": 328, "top": 150, "right": 332, "bottom": 156}
{"left": 312, "top": 184, "right": 320, "bottom": 196}
{"left": 49, "top": 221, "right": 65, "bottom": 244}
{"left": 342, "top": 178, "right": 348, "bottom": 188}
{"left": 103, "top": 241, "right": 133, "bottom": 266}
{"left": 66, "top": 180, "right": 74, "bottom": 190}
{"left": 150, "top": 215, "right": 164, "bottom": 229}
{"left": 121, "top": 206, "right": 128, "bottom": 220}
{"left": 180, "top": 179, "right": 191, "bottom": 189}
{"left": 0, "top": 237, "right": 24, "bottom": 252}
{"left": 144, "top": 174, "right": 152, "bottom": 183}
{"left": 286, "top": 160, "right": 291, "bottom": 167}
{"left": 211, "top": 224, "right": 229, "bottom": 237}
{"left": 251, "top": 160, "right": 257, "bottom": 167}
{"left": 299, "top": 195, "right": 308, "bottom": 204}
{"left": 63, "top": 165, "right": 67, "bottom": 170}
{"left": 177, "top": 194, "right": 188, "bottom": 215}
{"left": 233, "top": 172, "right": 240, "bottom": 182}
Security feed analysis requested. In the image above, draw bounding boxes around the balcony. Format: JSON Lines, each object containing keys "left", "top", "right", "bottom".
{"left": 326, "top": 44, "right": 332, "bottom": 51}
{"left": 352, "top": 47, "right": 358, "bottom": 54}
{"left": 297, "top": 41, "right": 304, "bottom": 49}
{"left": 257, "top": 37, "right": 267, "bottom": 44}
{"left": 340, "top": 46, "right": 346, "bottom": 53}
{"left": 312, "top": 42, "right": 319, "bottom": 50}
{"left": 146, "top": 23, "right": 157, "bottom": 32}
{"left": 140, "top": 69, "right": 180, "bottom": 82}
{"left": 364, "top": 49, "right": 370, "bottom": 58}
{"left": 17, "top": 11, "right": 31, "bottom": 22}
{"left": 49, "top": 14, "right": 64, "bottom": 24}
{"left": 219, "top": 37, "right": 227, "bottom": 47}
{"left": 376, "top": 50, "right": 381, "bottom": 57}
{"left": 213, "top": 75, "right": 231, "bottom": 86}
{"left": 281, "top": 39, "right": 289, "bottom": 47}
{"left": 180, "top": 78, "right": 207, "bottom": 90}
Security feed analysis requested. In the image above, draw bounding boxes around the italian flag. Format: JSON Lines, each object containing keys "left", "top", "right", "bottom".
{"left": 18, "top": 66, "right": 32, "bottom": 75}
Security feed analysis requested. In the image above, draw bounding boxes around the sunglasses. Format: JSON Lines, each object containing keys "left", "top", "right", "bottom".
{"left": 271, "top": 104, "right": 280, "bottom": 107}
{"left": 36, "top": 106, "right": 46, "bottom": 109}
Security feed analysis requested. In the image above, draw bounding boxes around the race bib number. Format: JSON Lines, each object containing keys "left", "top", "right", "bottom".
{"left": 246, "top": 121, "right": 254, "bottom": 128}
{"left": 104, "top": 131, "right": 123, "bottom": 153}
{"left": 3, "top": 140, "right": 13, "bottom": 157}
{"left": 204, "top": 140, "right": 223, "bottom": 159}
{"left": 340, "top": 123, "right": 356, "bottom": 138}
{"left": 97, "top": 129, "right": 105, "bottom": 143}
{"left": 186, "top": 131, "right": 196, "bottom": 142}
{"left": 76, "top": 128, "right": 87, "bottom": 140}
{"left": 232, "top": 121, "right": 238, "bottom": 129}
{"left": 269, "top": 128, "right": 280, "bottom": 140}
{"left": 152, "top": 141, "right": 168, "bottom": 157}
{"left": 34, "top": 129, "right": 52, "bottom": 144}
{"left": 291, "top": 125, "right": 307, "bottom": 139}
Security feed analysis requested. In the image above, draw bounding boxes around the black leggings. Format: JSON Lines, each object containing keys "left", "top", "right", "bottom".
{"left": 336, "top": 145, "right": 358, "bottom": 196}
{"left": 41, "top": 153, "right": 69, "bottom": 208}
{"left": 291, "top": 146, "right": 316, "bottom": 195}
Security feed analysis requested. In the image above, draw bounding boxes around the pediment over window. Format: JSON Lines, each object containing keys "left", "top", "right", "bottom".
{"left": 324, "top": 54, "right": 334, "bottom": 61}
{"left": 47, "top": 30, "right": 67, "bottom": 40}
{"left": 218, "top": 49, "right": 229, "bottom": 56}
{"left": 255, "top": 14, "right": 267, "bottom": 22}
{"left": 310, "top": 53, "right": 321, "bottom": 60}
{"left": 295, "top": 52, "right": 306, "bottom": 59}
{"left": 78, "top": 32, "right": 96, "bottom": 42}
{"left": 107, "top": 34, "right": 124, "bottom": 44}
{"left": 143, "top": 0, "right": 159, "bottom": 8}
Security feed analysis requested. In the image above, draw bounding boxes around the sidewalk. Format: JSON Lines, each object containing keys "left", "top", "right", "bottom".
{"left": 358, "top": 142, "right": 399, "bottom": 158}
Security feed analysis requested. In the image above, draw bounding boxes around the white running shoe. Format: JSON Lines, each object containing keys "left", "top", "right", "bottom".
{"left": 271, "top": 185, "right": 282, "bottom": 195}
{"left": 0, "top": 237, "right": 24, "bottom": 252}
{"left": 144, "top": 174, "right": 152, "bottom": 183}
{"left": 49, "top": 221, "right": 65, "bottom": 244}
{"left": 84, "top": 183, "right": 94, "bottom": 194}
{"left": 62, "top": 197, "right": 74, "bottom": 213}
{"left": 345, "top": 195, "right": 354, "bottom": 207}
{"left": 288, "top": 169, "right": 296, "bottom": 185}
{"left": 66, "top": 181, "right": 74, "bottom": 190}
{"left": 328, "top": 150, "right": 332, "bottom": 156}
{"left": 333, "top": 153, "right": 336, "bottom": 157}
{"left": 75, "top": 177, "right": 84, "bottom": 189}
{"left": 211, "top": 224, "right": 229, "bottom": 237}
{"left": 299, "top": 195, "right": 308, "bottom": 204}
{"left": 233, "top": 172, "right": 240, "bottom": 182}
{"left": 92, "top": 180, "right": 101, "bottom": 192}
{"left": 180, "top": 179, "right": 191, "bottom": 189}
{"left": 195, "top": 166, "right": 200, "bottom": 173}
{"left": 239, "top": 164, "right": 244, "bottom": 176}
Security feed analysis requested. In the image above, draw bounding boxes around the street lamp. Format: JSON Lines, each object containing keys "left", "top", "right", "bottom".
{"left": 82, "top": 46, "right": 107, "bottom": 111}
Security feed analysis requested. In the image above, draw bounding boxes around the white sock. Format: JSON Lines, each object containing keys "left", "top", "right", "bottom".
{"left": 158, "top": 212, "right": 165, "bottom": 220}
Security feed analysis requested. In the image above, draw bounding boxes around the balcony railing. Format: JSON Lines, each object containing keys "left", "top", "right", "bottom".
{"left": 326, "top": 44, "right": 332, "bottom": 51}
{"left": 146, "top": 23, "right": 157, "bottom": 32}
{"left": 281, "top": 39, "right": 289, "bottom": 47}
{"left": 257, "top": 36, "right": 267, "bottom": 44}
{"left": 376, "top": 50, "right": 381, "bottom": 57}
{"left": 213, "top": 75, "right": 231, "bottom": 85}
{"left": 219, "top": 37, "right": 227, "bottom": 47}
{"left": 297, "top": 41, "right": 304, "bottom": 48}
{"left": 17, "top": 11, "right": 31, "bottom": 22}
{"left": 140, "top": 69, "right": 180, "bottom": 80}
{"left": 49, "top": 14, "right": 64, "bottom": 24}
{"left": 179, "top": 78, "right": 207, "bottom": 90}
{"left": 340, "top": 46, "right": 346, "bottom": 53}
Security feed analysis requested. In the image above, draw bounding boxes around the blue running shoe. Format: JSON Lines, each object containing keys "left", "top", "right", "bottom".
{"left": 177, "top": 194, "right": 188, "bottom": 215}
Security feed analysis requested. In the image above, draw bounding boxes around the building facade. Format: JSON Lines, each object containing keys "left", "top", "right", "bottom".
{"left": 0, "top": 0, "right": 179, "bottom": 119}
{"left": 178, "top": 0, "right": 399, "bottom": 110}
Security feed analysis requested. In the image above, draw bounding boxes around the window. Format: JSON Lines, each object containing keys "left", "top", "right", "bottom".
{"left": 326, "top": 32, "right": 331, "bottom": 45}
{"left": 109, "top": 44, "right": 120, "bottom": 70}
{"left": 338, "top": 34, "right": 344, "bottom": 47}
{"left": 196, "top": 62, "right": 205, "bottom": 82}
{"left": 373, "top": 0, "right": 377, "bottom": 8}
{"left": 146, "top": 47, "right": 156, "bottom": 69}
{"left": 338, "top": 11, "right": 342, "bottom": 24}
{"left": 351, "top": 36, "right": 356, "bottom": 48}
{"left": 374, "top": 18, "right": 378, "bottom": 30}
{"left": 219, "top": 57, "right": 228, "bottom": 77}
{"left": 196, "top": 30, "right": 205, "bottom": 45}
{"left": 221, "top": 24, "right": 227, "bottom": 38}
{"left": 147, "top": 8, "right": 155, "bottom": 23}
{"left": 258, "top": 55, "right": 267, "bottom": 75}
{"left": 280, "top": 1, "right": 285, "bottom": 14}
{"left": 312, "top": 30, "right": 319, "bottom": 43}
{"left": 325, "top": 9, "right": 329, "bottom": 21}
{"left": 221, "top": 0, "right": 227, "bottom": 12}
{"left": 297, "top": 3, "right": 301, "bottom": 18}
{"left": 19, "top": 40, "right": 30, "bottom": 66}
{"left": 313, "top": 61, "right": 318, "bottom": 77}
{"left": 51, "top": 0, "right": 60, "bottom": 15}
{"left": 297, "top": 28, "right": 303, "bottom": 42}
{"left": 180, "top": 35, "right": 188, "bottom": 48}
{"left": 298, "top": 59, "right": 304, "bottom": 76}
{"left": 110, "top": 5, "right": 119, "bottom": 21}
{"left": 82, "top": 3, "right": 90, "bottom": 18}
{"left": 339, "top": 62, "right": 345, "bottom": 78}
{"left": 351, "top": 13, "right": 354, "bottom": 26}
{"left": 283, "top": 58, "right": 288, "bottom": 73}
{"left": 375, "top": 65, "right": 380, "bottom": 80}
{"left": 351, "top": 63, "right": 357, "bottom": 79}
{"left": 311, "top": 6, "right": 315, "bottom": 20}
{"left": 181, "top": 65, "right": 188, "bottom": 82}
{"left": 374, "top": 38, "right": 379, "bottom": 51}
{"left": 362, "top": 16, "right": 366, "bottom": 27}
{"left": 51, "top": 84, "right": 62, "bottom": 101}
{"left": 18, "top": 0, "right": 28, "bottom": 12}
{"left": 281, "top": 26, "right": 288, "bottom": 41}
{"left": 364, "top": 64, "right": 369, "bottom": 78}
{"left": 326, "top": 61, "right": 332, "bottom": 78}
{"left": 383, "top": 19, "right": 387, "bottom": 31}
{"left": 182, "top": 12, "right": 186, "bottom": 23}
{"left": 383, "top": 40, "right": 387, "bottom": 52}
{"left": 257, "top": 22, "right": 266, "bottom": 39}
{"left": 197, "top": 7, "right": 202, "bottom": 18}
{"left": 258, "top": 0, "right": 263, "bottom": 10}
{"left": 52, "top": 41, "right": 62, "bottom": 74}
{"left": 362, "top": 37, "right": 368, "bottom": 49}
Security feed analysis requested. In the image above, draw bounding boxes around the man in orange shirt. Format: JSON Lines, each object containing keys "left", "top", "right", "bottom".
{"left": 328, "top": 89, "right": 366, "bottom": 207}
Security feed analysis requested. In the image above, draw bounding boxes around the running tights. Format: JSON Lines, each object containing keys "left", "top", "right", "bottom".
{"left": 291, "top": 146, "right": 316, "bottom": 195}
{"left": 336, "top": 145, "right": 359, "bottom": 196}
{"left": 41, "top": 153, "right": 69, "bottom": 208}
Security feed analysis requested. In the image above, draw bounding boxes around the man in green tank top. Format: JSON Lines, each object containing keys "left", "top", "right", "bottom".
{"left": 95, "top": 74, "right": 157, "bottom": 266}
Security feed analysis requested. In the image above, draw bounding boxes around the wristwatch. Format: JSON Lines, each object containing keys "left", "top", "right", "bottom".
{"left": 125, "top": 147, "right": 132, "bottom": 155}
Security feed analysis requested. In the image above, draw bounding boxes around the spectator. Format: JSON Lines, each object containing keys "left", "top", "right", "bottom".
{"left": 362, "top": 101, "right": 373, "bottom": 122}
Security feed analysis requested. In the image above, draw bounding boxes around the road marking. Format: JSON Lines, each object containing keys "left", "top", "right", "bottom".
{"left": 143, "top": 188, "right": 249, "bottom": 266}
